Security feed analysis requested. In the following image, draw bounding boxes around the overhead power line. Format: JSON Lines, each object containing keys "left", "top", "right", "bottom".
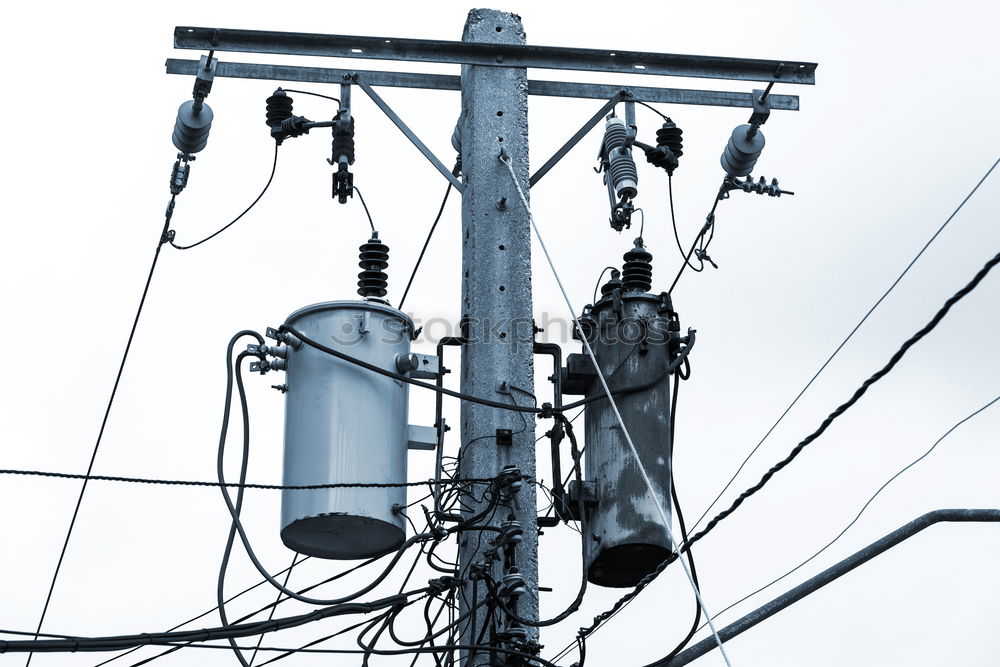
{"left": 690, "top": 249, "right": 1000, "bottom": 544}
{"left": 692, "top": 155, "right": 1000, "bottom": 531}
{"left": 24, "top": 207, "right": 175, "bottom": 667}
{"left": 702, "top": 392, "right": 1000, "bottom": 630}
{"left": 0, "top": 469, "right": 493, "bottom": 490}
{"left": 573, "top": 246, "right": 1000, "bottom": 652}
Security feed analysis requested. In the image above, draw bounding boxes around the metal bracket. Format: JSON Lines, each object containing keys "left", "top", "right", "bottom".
{"left": 407, "top": 424, "right": 438, "bottom": 451}
{"left": 352, "top": 77, "right": 464, "bottom": 192}
{"left": 530, "top": 92, "right": 626, "bottom": 187}
{"left": 565, "top": 480, "right": 598, "bottom": 520}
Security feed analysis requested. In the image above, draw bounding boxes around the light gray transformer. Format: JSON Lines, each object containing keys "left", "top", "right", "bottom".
{"left": 278, "top": 300, "right": 414, "bottom": 559}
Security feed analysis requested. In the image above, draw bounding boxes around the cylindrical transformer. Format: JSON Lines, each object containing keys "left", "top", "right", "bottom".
{"left": 279, "top": 299, "right": 414, "bottom": 559}
{"left": 576, "top": 289, "right": 679, "bottom": 587}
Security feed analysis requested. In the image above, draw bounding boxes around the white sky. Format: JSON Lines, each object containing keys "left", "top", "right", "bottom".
{"left": 1, "top": 1, "right": 999, "bottom": 666}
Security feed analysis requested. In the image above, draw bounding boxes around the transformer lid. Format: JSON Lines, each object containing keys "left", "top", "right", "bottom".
{"left": 286, "top": 299, "right": 415, "bottom": 336}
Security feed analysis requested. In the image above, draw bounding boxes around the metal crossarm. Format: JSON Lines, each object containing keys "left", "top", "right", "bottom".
{"left": 174, "top": 26, "right": 816, "bottom": 84}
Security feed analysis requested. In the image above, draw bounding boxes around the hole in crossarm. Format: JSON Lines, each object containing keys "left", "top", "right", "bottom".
{"left": 499, "top": 286, "right": 506, "bottom": 292}
{"left": 633, "top": 64, "right": 646, "bottom": 70}
{"left": 498, "top": 244, "right": 506, "bottom": 251}
{"left": 496, "top": 26, "right": 503, "bottom": 32}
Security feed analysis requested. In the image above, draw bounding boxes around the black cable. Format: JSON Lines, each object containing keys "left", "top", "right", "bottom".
{"left": 24, "top": 205, "right": 174, "bottom": 667}
{"left": 0, "top": 469, "right": 489, "bottom": 490}
{"left": 633, "top": 100, "right": 669, "bottom": 121}
{"left": 700, "top": 392, "right": 1000, "bottom": 630}
{"left": 647, "top": 379, "right": 700, "bottom": 665}
{"left": 668, "top": 189, "right": 724, "bottom": 294}
{"left": 281, "top": 324, "right": 542, "bottom": 414}
{"left": 254, "top": 613, "right": 388, "bottom": 666}
{"left": 591, "top": 265, "right": 618, "bottom": 306}
{"left": 215, "top": 341, "right": 438, "bottom": 606}
{"left": 691, "top": 155, "right": 1000, "bottom": 532}
{"left": 0, "top": 589, "right": 427, "bottom": 654}
{"left": 398, "top": 162, "right": 460, "bottom": 310}
{"left": 551, "top": 381, "right": 697, "bottom": 666}
{"left": 279, "top": 89, "right": 341, "bottom": 105}
{"left": 248, "top": 554, "right": 297, "bottom": 667}
{"left": 218, "top": 336, "right": 263, "bottom": 667}
{"left": 689, "top": 250, "right": 1000, "bottom": 545}
{"left": 170, "top": 143, "right": 279, "bottom": 250}
{"left": 352, "top": 186, "right": 376, "bottom": 232}
{"left": 668, "top": 175, "right": 702, "bottom": 272}
{"left": 91, "top": 558, "right": 311, "bottom": 667}
{"left": 484, "top": 414, "right": 588, "bottom": 628}
{"left": 564, "top": 249, "right": 1000, "bottom": 660}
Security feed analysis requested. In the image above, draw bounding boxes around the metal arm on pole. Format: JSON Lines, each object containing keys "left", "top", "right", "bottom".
{"left": 658, "top": 509, "right": 1000, "bottom": 667}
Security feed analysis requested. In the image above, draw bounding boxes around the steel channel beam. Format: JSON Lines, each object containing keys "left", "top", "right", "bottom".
{"left": 164, "top": 59, "right": 800, "bottom": 110}
{"left": 658, "top": 509, "right": 1000, "bottom": 667}
{"left": 353, "top": 78, "right": 464, "bottom": 192}
{"left": 174, "top": 26, "right": 816, "bottom": 85}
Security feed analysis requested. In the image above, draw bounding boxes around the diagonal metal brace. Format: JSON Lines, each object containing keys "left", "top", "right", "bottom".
{"left": 529, "top": 92, "right": 626, "bottom": 187}
{"left": 352, "top": 77, "right": 464, "bottom": 192}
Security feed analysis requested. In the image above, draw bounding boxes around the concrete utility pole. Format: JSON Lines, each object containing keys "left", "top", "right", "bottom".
{"left": 457, "top": 8, "right": 539, "bottom": 654}
{"left": 165, "top": 14, "right": 815, "bottom": 663}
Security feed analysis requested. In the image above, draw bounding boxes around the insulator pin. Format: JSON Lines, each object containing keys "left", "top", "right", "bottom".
{"left": 600, "top": 269, "right": 623, "bottom": 298}
{"left": 621, "top": 239, "right": 653, "bottom": 293}
{"left": 265, "top": 89, "right": 294, "bottom": 128}
{"left": 172, "top": 100, "right": 213, "bottom": 156}
{"left": 646, "top": 118, "right": 683, "bottom": 175}
{"left": 357, "top": 233, "right": 389, "bottom": 299}
{"left": 721, "top": 124, "right": 765, "bottom": 178}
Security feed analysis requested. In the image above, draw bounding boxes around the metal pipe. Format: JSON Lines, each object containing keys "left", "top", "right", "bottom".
{"left": 658, "top": 509, "right": 1000, "bottom": 666}
{"left": 533, "top": 342, "right": 564, "bottom": 516}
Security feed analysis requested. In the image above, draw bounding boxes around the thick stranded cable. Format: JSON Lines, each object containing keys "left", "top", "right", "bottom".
{"left": 700, "top": 393, "right": 1000, "bottom": 630}
{"left": 691, "top": 155, "right": 1000, "bottom": 532}
{"left": 218, "top": 333, "right": 264, "bottom": 667}
{"left": 24, "top": 201, "right": 175, "bottom": 667}
{"left": 0, "top": 590, "right": 426, "bottom": 654}
{"left": 169, "top": 143, "right": 280, "bottom": 250}
{"left": 215, "top": 341, "right": 436, "bottom": 606}
{"left": 566, "top": 248, "right": 1000, "bottom": 660}
{"left": 689, "top": 250, "right": 1000, "bottom": 546}
{"left": 498, "top": 153, "right": 734, "bottom": 667}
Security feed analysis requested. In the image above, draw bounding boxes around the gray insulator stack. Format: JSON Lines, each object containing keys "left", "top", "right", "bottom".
{"left": 604, "top": 117, "right": 638, "bottom": 199}
{"left": 172, "top": 100, "right": 213, "bottom": 155}
{"left": 721, "top": 123, "right": 765, "bottom": 177}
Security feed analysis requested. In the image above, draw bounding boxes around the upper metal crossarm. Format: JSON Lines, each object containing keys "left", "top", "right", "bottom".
{"left": 174, "top": 26, "right": 816, "bottom": 85}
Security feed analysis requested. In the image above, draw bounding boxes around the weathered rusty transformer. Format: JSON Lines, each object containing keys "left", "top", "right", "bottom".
{"left": 562, "top": 239, "right": 690, "bottom": 587}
